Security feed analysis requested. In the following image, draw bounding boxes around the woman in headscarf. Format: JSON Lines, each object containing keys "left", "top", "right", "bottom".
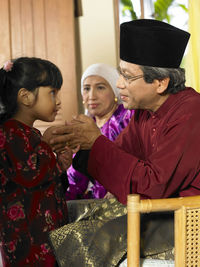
{"left": 66, "top": 63, "right": 134, "bottom": 200}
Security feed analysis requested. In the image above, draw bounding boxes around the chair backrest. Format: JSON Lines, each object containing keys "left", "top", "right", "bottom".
{"left": 127, "top": 194, "right": 200, "bottom": 267}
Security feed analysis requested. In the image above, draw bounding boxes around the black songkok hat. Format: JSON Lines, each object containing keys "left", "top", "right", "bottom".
{"left": 120, "top": 19, "right": 190, "bottom": 68}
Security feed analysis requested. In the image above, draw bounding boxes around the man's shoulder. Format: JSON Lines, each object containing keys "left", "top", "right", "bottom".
{"left": 165, "top": 88, "right": 200, "bottom": 123}
{"left": 178, "top": 87, "right": 200, "bottom": 109}
{"left": 179, "top": 87, "right": 200, "bottom": 100}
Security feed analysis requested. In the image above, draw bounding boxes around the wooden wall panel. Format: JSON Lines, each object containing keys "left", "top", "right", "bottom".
{"left": 44, "top": 0, "right": 78, "bottom": 121}
{"left": 10, "top": 0, "right": 23, "bottom": 58}
{"left": 32, "top": 0, "right": 47, "bottom": 58}
{"left": 21, "top": 0, "right": 34, "bottom": 55}
{"left": 0, "top": 0, "right": 11, "bottom": 65}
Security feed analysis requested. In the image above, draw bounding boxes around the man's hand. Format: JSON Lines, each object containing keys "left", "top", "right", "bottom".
{"left": 42, "top": 126, "right": 60, "bottom": 144}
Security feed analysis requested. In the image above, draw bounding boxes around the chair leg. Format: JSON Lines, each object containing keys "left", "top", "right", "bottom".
{"left": 127, "top": 194, "right": 140, "bottom": 267}
{"left": 175, "top": 207, "right": 186, "bottom": 266}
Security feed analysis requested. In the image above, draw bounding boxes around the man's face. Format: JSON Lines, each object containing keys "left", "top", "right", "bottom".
{"left": 117, "top": 60, "right": 166, "bottom": 112}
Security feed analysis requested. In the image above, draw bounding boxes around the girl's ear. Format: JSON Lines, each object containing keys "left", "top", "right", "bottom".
{"left": 18, "top": 88, "right": 35, "bottom": 106}
{"left": 156, "top": 77, "right": 170, "bottom": 94}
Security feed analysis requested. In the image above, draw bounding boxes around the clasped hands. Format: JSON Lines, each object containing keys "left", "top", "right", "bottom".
{"left": 43, "top": 114, "right": 102, "bottom": 169}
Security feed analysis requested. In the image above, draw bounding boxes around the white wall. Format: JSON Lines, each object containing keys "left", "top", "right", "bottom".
{"left": 78, "top": 0, "right": 118, "bottom": 71}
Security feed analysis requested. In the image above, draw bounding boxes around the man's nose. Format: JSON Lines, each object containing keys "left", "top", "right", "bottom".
{"left": 116, "top": 76, "right": 125, "bottom": 89}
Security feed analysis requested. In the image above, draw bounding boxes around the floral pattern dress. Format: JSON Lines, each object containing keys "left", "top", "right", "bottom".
{"left": 0, "top": 119, "right": 68, "bottom": 266}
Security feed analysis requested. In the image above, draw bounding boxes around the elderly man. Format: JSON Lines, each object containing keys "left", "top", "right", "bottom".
{"left": 44, "top": 19, "right": 200, "bottom": 267}
{"left": 46, "top": 19, "right": 200, "bottom": 205}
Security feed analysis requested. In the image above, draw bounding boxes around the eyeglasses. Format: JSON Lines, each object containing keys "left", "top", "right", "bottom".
{"left": 117, "top": 67, "right": 144, "bottom": 84}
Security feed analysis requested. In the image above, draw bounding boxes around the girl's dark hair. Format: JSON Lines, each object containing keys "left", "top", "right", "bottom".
{"left": 0, "top": 57, "right": 63, "bottom": 123}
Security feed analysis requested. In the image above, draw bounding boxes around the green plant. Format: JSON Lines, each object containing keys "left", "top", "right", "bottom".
{"left": 154, "top": 0, "right": 175, "bottom": 22}
{"left": 120, "top": 0, "right": 188, "bottom": 23}
{"left": 120, "top": 0, "right": 138, "bottom": 20}
{"left": 154, "top": 0, "right": 188, "bottom": 23}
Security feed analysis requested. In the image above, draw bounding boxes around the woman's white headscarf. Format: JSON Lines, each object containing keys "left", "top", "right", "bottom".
{"left": 81, "top": 63, "right": 121, "bottom": 103}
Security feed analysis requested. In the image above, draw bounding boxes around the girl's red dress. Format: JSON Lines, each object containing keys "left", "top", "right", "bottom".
{"left": 0, "top": 119, "right": 68, "bottom": 266}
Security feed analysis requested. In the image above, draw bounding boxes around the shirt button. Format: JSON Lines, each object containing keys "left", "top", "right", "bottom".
{"left": 152, "top": 143, "right": 155, "bottom": 147}
{"left": 152, "top": 128, "right": 156, "bottom": 132}
{"left": 152, "top": 115, "right": 156, "bottom": 119}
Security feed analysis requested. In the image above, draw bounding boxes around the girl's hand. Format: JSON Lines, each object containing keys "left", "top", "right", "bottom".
{"left": 57, "top": 147, "right": 73, "bottom": 171}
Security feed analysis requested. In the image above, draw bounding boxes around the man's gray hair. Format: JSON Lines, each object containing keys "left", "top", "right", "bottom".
{"left": 140, "top": 65, "right": 186, "bottom": 94}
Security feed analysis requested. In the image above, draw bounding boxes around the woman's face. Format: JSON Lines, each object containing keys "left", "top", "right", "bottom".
{"left": 82, "top": 75, "right": 116, "bottom": 117}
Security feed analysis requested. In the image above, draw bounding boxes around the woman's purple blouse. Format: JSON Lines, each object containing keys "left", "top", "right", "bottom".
{"left": 66, "top": 104, "right": 134, "bottom": 200}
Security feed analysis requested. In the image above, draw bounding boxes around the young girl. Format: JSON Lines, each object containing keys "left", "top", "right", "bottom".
{"left": 0, "top": 57, "right": 70, "bottom": 266}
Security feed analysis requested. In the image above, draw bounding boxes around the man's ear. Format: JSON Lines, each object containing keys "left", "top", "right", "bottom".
{"left": 156, "top": 77, "right": 170, "bottom": 94}
{"left": 18, "top": 88, "right": 35, "bottom": 106}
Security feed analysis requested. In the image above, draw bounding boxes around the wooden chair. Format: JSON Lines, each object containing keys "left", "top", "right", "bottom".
{"left": 127, "top": 194, "right": 200, "bottom": 267}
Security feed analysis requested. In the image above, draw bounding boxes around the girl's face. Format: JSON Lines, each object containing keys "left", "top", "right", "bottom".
{"left": 31, "top": 86, "right": 61, "bottom": 122}
{"left": 82, "top": 75, "right": 116, "bottom": 117}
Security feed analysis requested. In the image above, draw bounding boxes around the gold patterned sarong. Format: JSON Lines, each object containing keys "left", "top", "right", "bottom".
{"left": 49, "top": 198, "right": 174, "bottom": 267}
{"left": 49, "top": 198, "right": 127, "bottom": 267}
